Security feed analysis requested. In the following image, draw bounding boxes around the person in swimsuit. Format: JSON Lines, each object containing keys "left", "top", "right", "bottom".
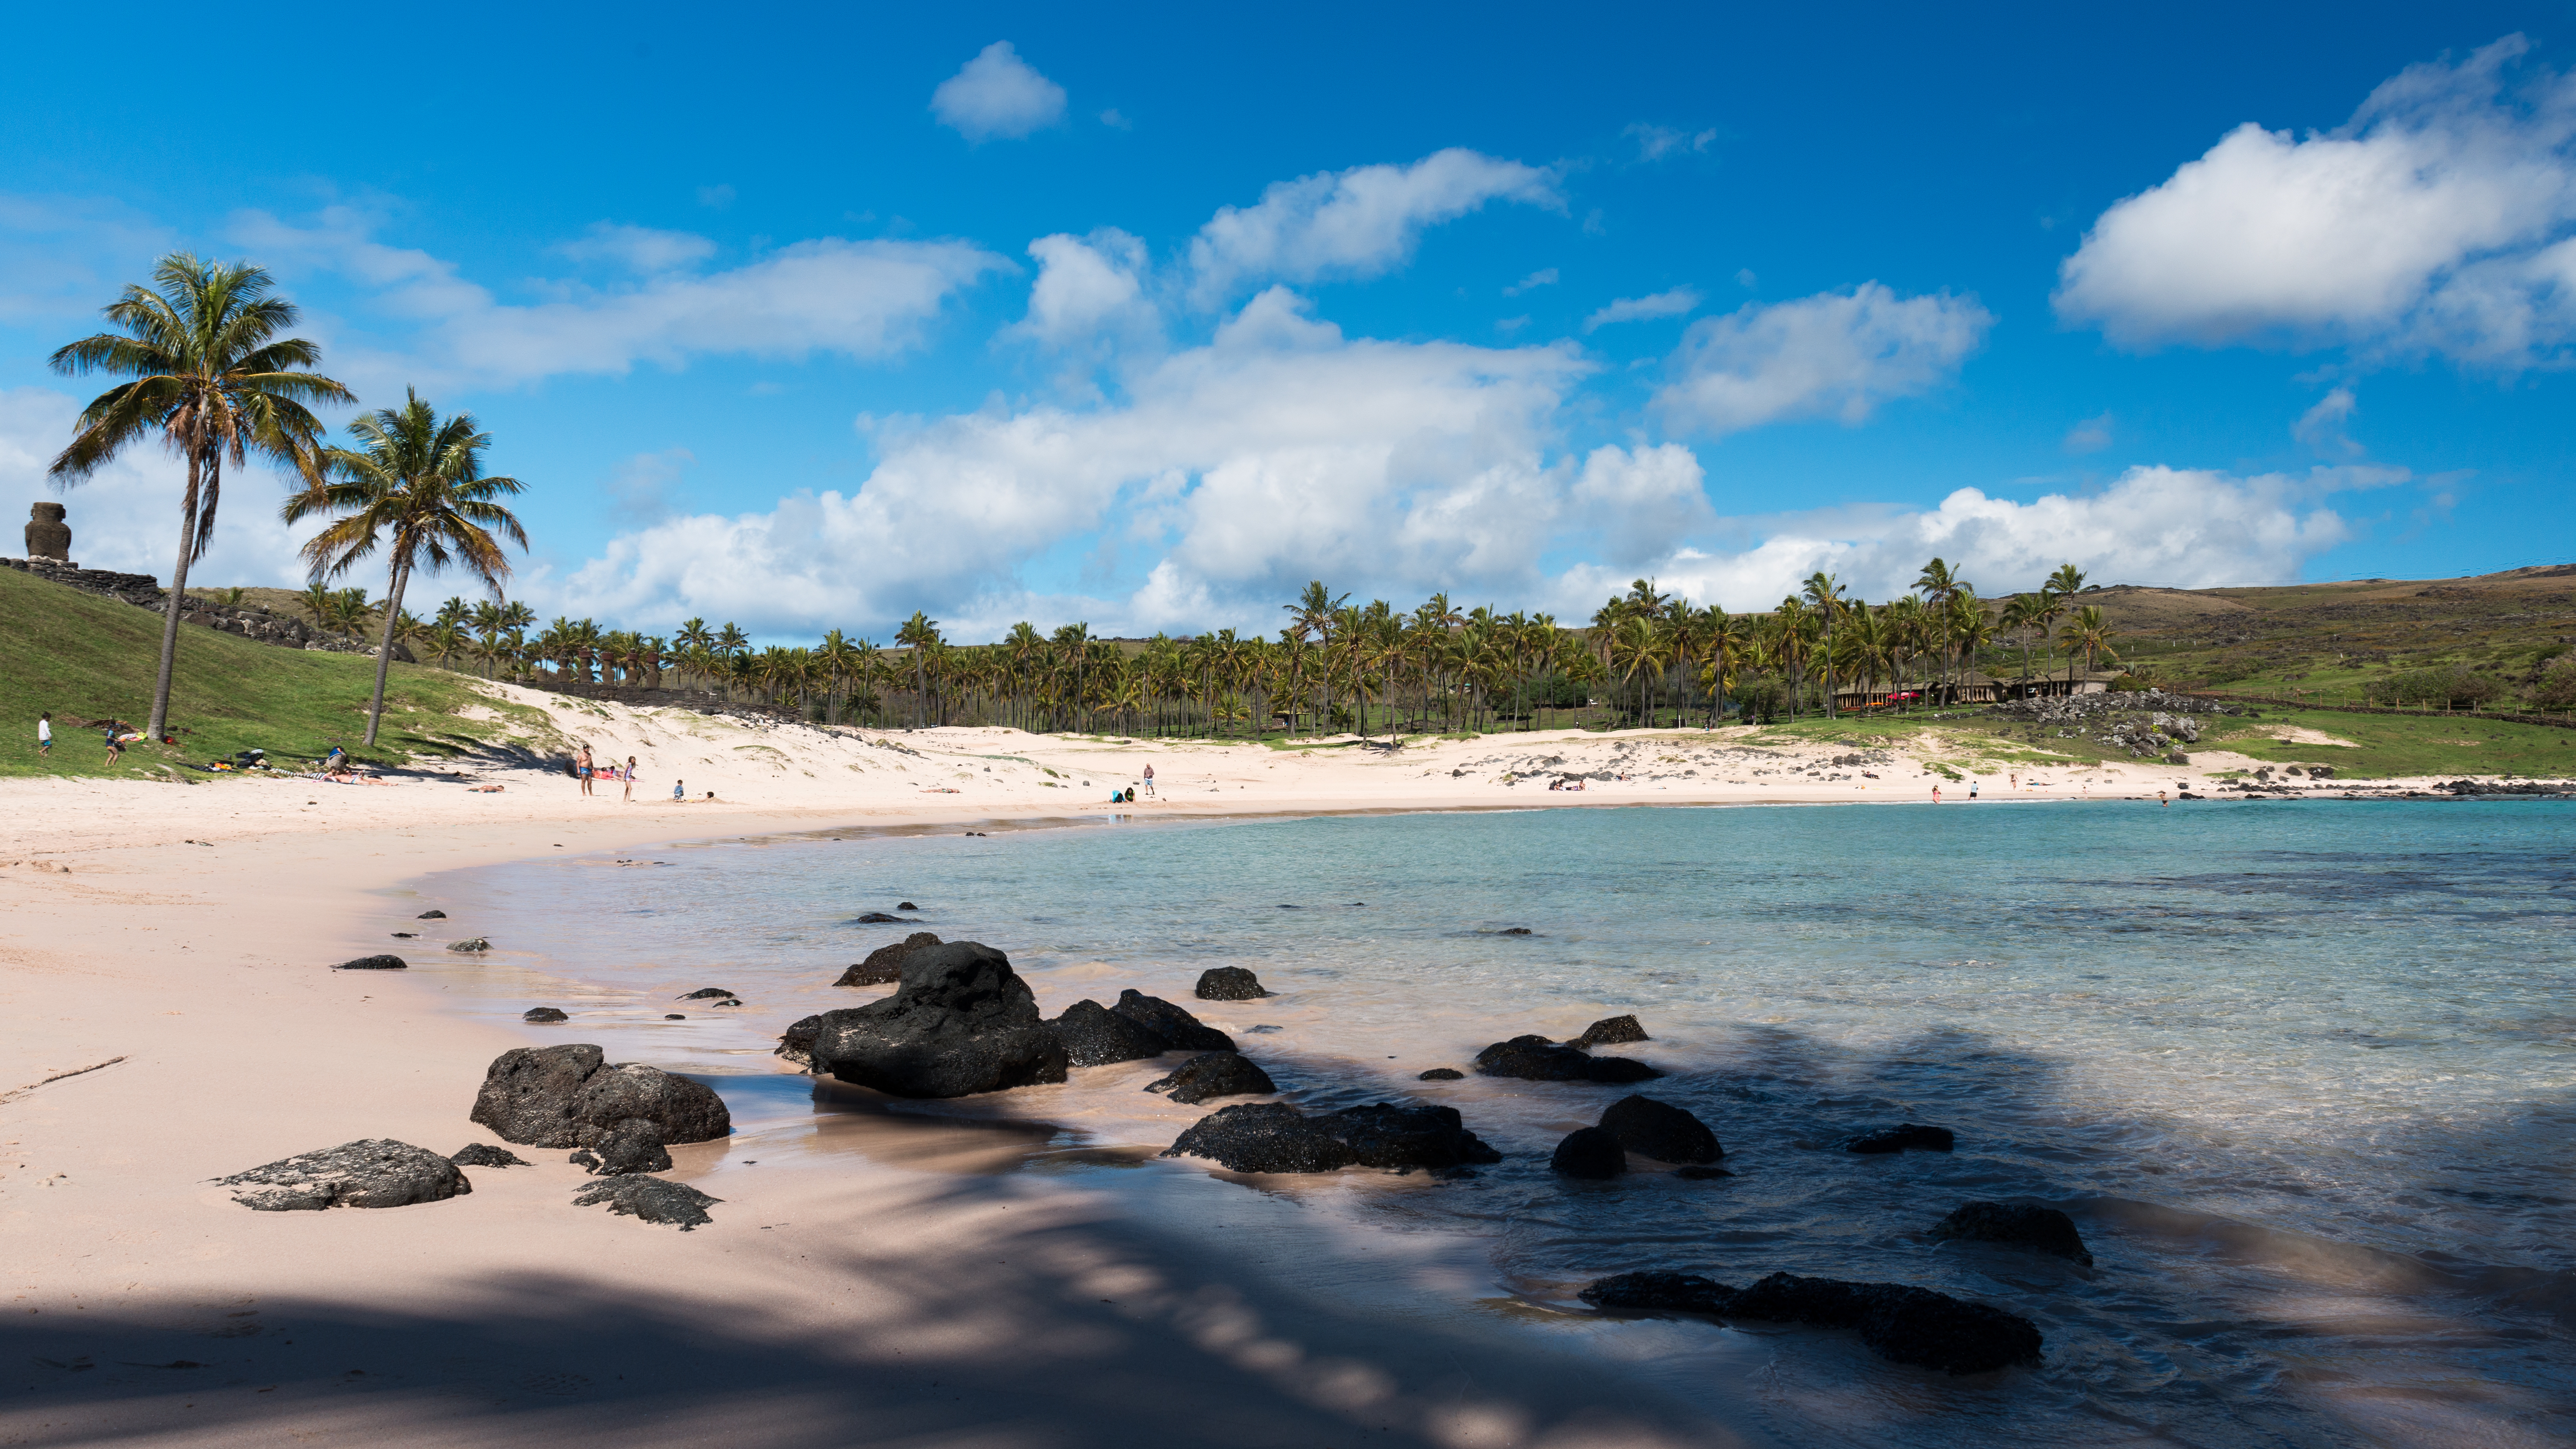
{"left": 1142, "top": 764, "right": 1155, "bottom": 797}
{"left": 622, "top": 755, "right": 639, "bottom": 804}
{"left": 576, "top": 744, "right": 594, "bottom": 796}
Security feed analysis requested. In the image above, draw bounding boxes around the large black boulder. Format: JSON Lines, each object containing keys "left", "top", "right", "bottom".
{"left": 1846, "top": 1123, "right": 1955, "bottom": 1154}
{"left": 336, "top": 954, "right": 407, "bottom": 971}
{"left": 1112, "top": 990, "right": 1235, "bottom": 1052}
{"left": 572, "top": 1176, "right": 721, "bottom": 1230}
{"left": 1473, "top": 1034, "right": 1661, "bottom": 1083}
{"left": 837, "top": 932, "right": 942, "bottom": 987}
{"left": 1929, "top": 1201, "right": 2093, "bottom": 1265}
{"left": 1194, "top": 966, "right": 1270, "bottom": 1000}
{"left": 776, "top": 1014, "right": 823, "bottom": 1069}
{"left": 1571, "top": 1014, "right": 1648, "bottom": 1048}
{"left": 1580, "top": 1270, "right": 2042, "bottom": 1374}
{"left": 468, "top": 1043, "right": 733, "bottom": 1148}
{"left": 1144, "top": 1051, "right": 1276, "bottom": 1104}
{"left": 1599, "top": 1094, "right": 1721, "bottom": 1164}
{"left": 807, "top": 941, "right": 1069, "bottom": 1098}
{"left": 1164, "top": 1102, "right": 1503, "bottom": 1173}
{"left": 1550, "top": 1126, "right": 1626, "bottom": 1178}
{"left": 1047, "top": 999, "right": 1172, "bottom": 1066}
{"left": 570, "top": 1118, "right": 672, "bottom": 1177}
{"left": 216, "top": 1139, "right": 470, "bottom": 1211}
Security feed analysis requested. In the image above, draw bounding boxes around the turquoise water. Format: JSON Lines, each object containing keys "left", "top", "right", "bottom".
{"left": 432, "top": 799, "right": 2576, "bottom": 1446}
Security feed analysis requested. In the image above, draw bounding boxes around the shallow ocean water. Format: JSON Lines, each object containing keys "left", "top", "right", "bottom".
{"left": 426, "top": 798, "right": 2576, "bottom": 1446}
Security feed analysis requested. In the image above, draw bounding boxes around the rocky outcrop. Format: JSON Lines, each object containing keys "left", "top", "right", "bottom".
{"left": 1194, "top": 966, "right": 1270, "bottom": 1000}
{"left": 1110, "top": 990, "right": 1235, "bottom": 1052}
{"left": 804, "top": 941, "right": 1069, "bottom": 1098}
{"left": 1570, "top": 1014, "right": 1648, "bottom": 1048}
{"left": 837, "top": 932, "right": 941, "bottom": 986}
{"left": 570, "top": 1119, "right": 672, "bottom": 1176}
{"left": 448, "top": 1143, "right": 528, "bottom": 1167}
{"left": 1473, "top": 1034, "right": 1661, "bottom": 1083}
{"left": 1164, "top": 1102, "right": 1503, "bottom": 1174}
{"left": 1550, "top": 1126, "right": 1626, "bottom": 1178}
{"left": 1581, "top": 1270, "right": 2043, "bottom": 1374}
{"left": 216, "top": 1139, "right": 470, "bottom": 1211}
{"left": 1985, "top": 689, "right": 2242, "bottom": 760}
{"left": 1047, "top": 999, "right": 1171, "bottom": 1066}
{"left": 776, "top": 1015, "right": 822, "bottom": 1069}
{"left": 468, "top": 1043, "right": 732, "bottom": 1148}
{"left": 1929, "top": 1202, "right": 2093, "bottom": 1265}
{"left": 1143, "top": 1051, "right": 1276, "bottom": 1104}
{"left": 1599, "top": 1094, "right": 1720, "bottom": 1164}
{"left": 572, "top": 1176, "right": 720, "bottom": 1230}
{"left": 336, "top": 954, "right": 408, "bottom": 971}
{"left": 1845, "top": 1123, "right": 1954, "bottom": 1154}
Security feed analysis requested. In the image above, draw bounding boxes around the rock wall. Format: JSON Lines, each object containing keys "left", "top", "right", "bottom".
{"left": 1, "top": 556, "right": 403, "bottom": 659}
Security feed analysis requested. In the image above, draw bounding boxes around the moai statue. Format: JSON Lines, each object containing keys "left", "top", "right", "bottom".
{"left": 25, "top": 502, "right": 71, "bottom": 562}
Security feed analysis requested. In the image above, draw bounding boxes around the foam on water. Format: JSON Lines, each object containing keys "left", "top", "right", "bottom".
{"left": 425, "top": 799, "right": 2576, "bottom": 1446}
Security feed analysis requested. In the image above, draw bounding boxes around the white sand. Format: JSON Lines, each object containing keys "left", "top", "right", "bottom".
{"left": 0, "top": 689, "right": 2445, "bottom": 1446}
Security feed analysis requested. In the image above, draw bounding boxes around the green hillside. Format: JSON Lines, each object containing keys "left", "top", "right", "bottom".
{"left": 0, "top": 566, "right": 544, "bottom": 782}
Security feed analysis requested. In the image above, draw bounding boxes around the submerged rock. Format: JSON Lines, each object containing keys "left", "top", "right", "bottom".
{"left": 1417, "top": 1068, "right": 1465, "bottom": 1081}
{"left": 677, "top": 987, "right": 737, "bottom": 1000}
{"left": 522, "top": 1007, "right": 569, "bottom": 1023}
{"left": 1845, "top": 1123, "right": 1955, "bottom": 1154}
{"left": 447, "top": 937, "right": 491, "bottom": 953}
{"left": 1473, "top": 1034, "right": 1661, "bottom": 1083}
{"left": 417, "top": 909, "right": 447, "bottom": 919}
{"left": 1581, "top": 1270, "right": 2042, "bottom": 1374}
{"left": 336, "top": 954, "right": 407, "bottom": 971}
{"left": 1194, "top": 966, "right": 1270, "bottom": 1000}
{"left": 1570, "top": 1014, "right": 1648, "bottom": 1048}
{"left": 852, "top": 911, "right": 919, "bottom": 924}
{"left": 1599, "top": 1094, "right": 1721, "bottom": 1164}
{"left": 1550, "top": 1126, "right": 1626, "bottom": 1178}
{"left": 468, "top": 1043, "right": 733, "bottom": 1148}
{"left": 1144, "top": 1051, "right": 1277, "bottom": 1104}
{"left": 1111, "top": 990, "right": 1235, "bottom": 1052}
{"left": 1046, "top": 999, "right": 1172, "bottom": 1066}
{"left": 570, "top": 1118, "right": 672, "bottom": 1176}
{"left": 805, "top": 941, "right": 1069, "bottom": 1098}
{"left": 837, "top": 932, "right": 942, "bottom": 987}
{"left": 216, "top": 1139, "right": 470, "bottom": 1211}
{"left": 572, "top": 1175, "right": 720, "bottom": 1230}
{"left": 448, "top": 1143, "right": 528, "bottom": 1168}
{"left": 1164, "top": 1102, "right": 1503, "bottom": 1174}
{"left": 1497, "top": 927, "right": 1534, "bottom": 936}
{"left": 1929, "top": 1201, "right": 2093, "bottom": 1265}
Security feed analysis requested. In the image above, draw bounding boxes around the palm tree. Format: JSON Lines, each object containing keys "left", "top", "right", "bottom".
{"left": 1283, "top": 581, "right": 1348, "bottom": 738}
{"left": 47, "top": 254, "right": 354, "bottom": 741}
{"left": 1801, "top": 572, "right": 1845, "bottom": 718}
{"left": 2063, "top": 604, "right": 2119, "bottom": 685}
{"left": 284, "top": 391, "right": 527, "bottom": 745}
{"left": 895, "top": 612, "right": 940, "bottom": 727}
{"left": 1999, "top": 593, "right": 2049, "bottom": 695}
{"left": 816, "top": 629, "right": 858, "bottom": 724}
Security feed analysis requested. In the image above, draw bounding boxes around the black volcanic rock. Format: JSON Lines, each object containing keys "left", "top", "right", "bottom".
{"left": 1163, "top": 1102, "right": 1502, "bottom": 1174}
{"left": 837, "top": 932, "right": 942, "bottom": 987}
{"left": 468, "top": 1043, "right": 732, "bottom": 1148}
{"left": 1581, "top": 1270, "right": 2043, "bottom": 1374}
{"left": 677, "top": 987, "right": 737, "bottom": 1000}
{"left": 336, "top": 954, "right": 407, "bottom": 971}
{"left": 1599, "top": 1094, "right": 1721, "bottom": 1164}
{"left": 1929, "top": 1201, "right": 2093, "bottom": 1265}
{"left": 1111, "top": 990, "right": 1234, "bottom": 1052}
{"left": 1417, "top": 1068, "right": 1465, "bottom": 1081}
{"left": 1194, "top": 966, "right": 1270, "bottom": 1000}
{"left": 1047, "top": 999, "right": 1171, "bottom": 1066}
{"left": 448, "top": 1143, "right": 528, "bottom": 1168}
{"left": 852, "top": 911, "right": 919, "bottom": 924}
{"left": 570, "top": 1118, "right": 672, "bottom": 1176}
{"left": 805, "top": 941, "right": 1069, "bottom": 1098}
{"left": 572, "top": 1176, "right": 720, "bottom": 1230}
{"left": 1473, "top": 1034, "right": 1661, "bottom": 1083}
{"left": 1550, "top": 1126, "right": 1626, "bottom": 1178}
{"left": 417, "top": 909, "right": 446, "bottom": 919}
{"left": 1143, "top": 1051, "right": 1276, "bottom": 1104}
{"left": 216, "top": 1139, "right": 469, "bottom": 1212}
{"left": 1581, "top": 1270, "right": 1731, "bottom": 1314}
{"left": 1570, "top": 1014, "right": 1648, "bottom": 1047}
{"left": 1846, "top": 1123, "right": 1955, "bottom": 1154}
{"left": 522, "top": 1007, "right": 569, "bottom": 1023}
{"left": 776, "top": 1014, "right": 823, "bottom": 1069}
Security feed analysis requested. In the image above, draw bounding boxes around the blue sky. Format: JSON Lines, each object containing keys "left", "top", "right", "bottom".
{"left": 2, "top": 3, "right": 2570, "bottom": 641}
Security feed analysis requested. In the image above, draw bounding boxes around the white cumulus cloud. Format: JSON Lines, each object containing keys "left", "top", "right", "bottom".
{"left": 1655, "top": 282, "right": 1992, "bottom": 436}
{"left": 1013, "top": 228, "right": 1153, "bottom": 349}
{"left": 555, "top": 222, "right": 719, "bottom": 274}
{"left": 1583, "top": 286, "right": 1701, "bottom": 331}
{"left": 1186, "top": 149, "right": 1560, "bottom": 306}
{"left": 2056, "top": 35, "right": 2576, "bottom": 365}
{"left": 931, "top": 41, "right": 1067, "bottom": 142}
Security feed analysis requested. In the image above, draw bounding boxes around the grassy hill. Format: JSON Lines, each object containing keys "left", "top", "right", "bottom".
{"left": 0, "top": 565, "right": 547, "bottom": 782}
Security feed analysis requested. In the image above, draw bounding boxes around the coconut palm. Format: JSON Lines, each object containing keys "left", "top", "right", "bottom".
{"left": 895, "top": 612, "right": 940, "bottom": 727}
{"left": 1801, "top": 571, "right": 1846, "bottom": 718}
{"left": 48, "top": 254, "right": 354, "bottom": 740}
{"left": 2063, "top": 604, "right": 2119, "bottom": 683}
{"left": 284, "top": 391, "right": 526, "bottom": 745}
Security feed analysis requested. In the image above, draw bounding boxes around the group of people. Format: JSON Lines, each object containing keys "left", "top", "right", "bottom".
{"left": 571, "top": 743, "right": 714, "bottom": 803}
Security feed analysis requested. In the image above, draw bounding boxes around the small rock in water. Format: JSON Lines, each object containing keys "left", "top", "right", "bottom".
{"left": 447, "top": 937, "right": 492, "bottom": 953}
{"left": 1581, "top": 1270, "right": 1731, "bottom": 1314}
{"left": 449, "top": 1143, "right": 529, "bottom": 1168}
{"left": 417, "top": 909, "right": 447, "bottom": 919}
{"left": 1929, "top": 1201, "right": 2093, "bottom": 1265}
{"left": 808, "top": 941, "right": 1069, "bottom": 1098}
{"left": 837, "top": 931, "right": 943, "bottom": 987}
{"left": 1244, "top": 1024, "right": 1283, "bottom": 1034}
{"left": 1580, "top": 1270, "right": 2043, "bottom": 1374}
{"left": 1550, "top": 1126, "right": 1626, "bottom": 1179}
{"left": 664, "top": 1013, "right": 686, "bottom": 1020}
{"left": 1845, "top": 1123, "right": 1955, "bottom": 1154}
{"left": 1143, "top": 1051, "right": 1277, "bottom": 1104}
{"left": 1194, "top": 966, "right": 1270, "bottom": 1000}
{"left": 677, "top": 987, "right": 737, "bottom": 1000}
{"left": 522, "top": 1007, "right": 569, "bottom": 1023}
{"left": 571, "top": 1176, "right": 720, "bottom": 1230}
{"left": 1164, "top": 1102, "right": 1503, "bottom": 1174}
{"left": 851, "top": 912, "right": 919, "bottom": 924}
{"left": 1599, "top": 1094, "right": 1720, "bottom": 1164}
{"left": 336, "top": 954, "right": 407, "bottom": 971}
{"left": 1498, "top": 927, "right": 1534, "bottom": 936}
{"left": 897, "top": 901, "right": 918, "bottom": 910}
{"left": 390, "top": 932, "right": 416, "bottom": 939}
{"left": 1473, "top": 1034, "right": 1661, "bottom": 1083}
{"left": 1571, "top": 1014, "right": 1649, "bottom": 1048}
{"left": 1417, "top": 1067, "right": 1465, "bottom": 1080}
{"left": 570, "top": 1118, "right": 671, "bottom": 1176}
{"left": 216, "top": 1139, "right": 469, "bottom": 1211}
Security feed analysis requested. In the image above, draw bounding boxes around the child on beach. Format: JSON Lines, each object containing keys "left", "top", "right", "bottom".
{"left": 37, "top": 712, "right": 50, "bottom": 757}
{"left": 672, "top": 778, "right": 685, "bottom": 801}
{"left": 622, "top": 756, "right": 639, "bottom": 804}
{"left": 102, "top": 723, "right": 121, "bottom": 767}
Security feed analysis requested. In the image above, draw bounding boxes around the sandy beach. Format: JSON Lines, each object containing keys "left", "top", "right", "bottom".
{"left": 0, "top": 695, "right": 2468, "bottom": 1448}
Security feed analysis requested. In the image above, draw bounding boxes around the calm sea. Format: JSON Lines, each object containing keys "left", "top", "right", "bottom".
{"left": 424, "top": 798, "right": 2576, "bottom": 1447}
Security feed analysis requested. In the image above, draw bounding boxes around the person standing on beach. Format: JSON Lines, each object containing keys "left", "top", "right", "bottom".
{"left": 1931, "top": 784, "right": 1942, "bottom": 804}
{"left": 576, "top": 744, "right": 594, "bottom": 797}
{"left": 37, "top": 712, "right": 50, "bottom": 758}
{"left": 103, "top": 722, "right": 122, "bottom": 767}
{"left": 622, "top": 755, "right": 639, "bottom": 804}
{"left": 1969, "top": 779, "right": 1979, "bottom": 799}
{"left": 1143, "top": 764, "right": 1155, "bottom": 798}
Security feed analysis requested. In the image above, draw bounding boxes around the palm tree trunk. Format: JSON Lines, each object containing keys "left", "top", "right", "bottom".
{"left": 364, "top": 556, "right": 410, "bottom": 747}
{"left": 145, "top": 453, "right": 209, "bottom": 743}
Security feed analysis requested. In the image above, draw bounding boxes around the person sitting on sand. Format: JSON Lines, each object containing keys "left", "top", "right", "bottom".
{"left": 672, "top": 778, "right": 685, "bottom": 801}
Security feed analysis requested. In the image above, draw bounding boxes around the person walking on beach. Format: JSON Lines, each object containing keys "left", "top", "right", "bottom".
{"left": 103, "top": 721, "right": 122, "bottom": 768}
{"left": 622, "top": 755, "right": 639, "bottom": 804}
{"left": 576, "top": 744, "right": 594, "bottom": 797}
{"left": 1969, "top": 779, "right": 1979, "bottom": 799}
{"left": 1142, "top": 764, "right": 1155, "bottom": 798}
{"left": 37, "top": 712, "right": 50, "bottom": 758}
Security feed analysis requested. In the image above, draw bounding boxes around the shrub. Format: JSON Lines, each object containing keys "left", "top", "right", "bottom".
{"left": 2530, "top": 661, "right": 2576, "bottom": 712}
{"left": 2367, "top": 665, "right": 2507, "bottom": 709}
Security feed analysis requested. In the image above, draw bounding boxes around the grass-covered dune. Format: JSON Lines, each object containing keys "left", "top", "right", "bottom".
{"left": 1742, "top": 707, "right": 2576, "bottom": 780}
{"left": 0, "top": 565, "right": 545, "bottom": 782}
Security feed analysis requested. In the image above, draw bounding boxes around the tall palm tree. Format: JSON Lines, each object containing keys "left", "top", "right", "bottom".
{"left": 1800, "top": 572, "right": 1845, "bottom": 718}
{"left": 284, "top": 391, "right": 527, "bottom": 745}
{"left": 2063, "top": 604, "right": 2119, "bottom": 685}
{"left": 1283, "top": 581, "right": 1348, "bottom": 738}
{"left": 816, "top": 629, "right": 858, "bottom": 724}
{"left": 47, "top": 254, "right": 354, "bottom": 741}
{"left": 895, "top": 612, "right": 940, "bottom": 727}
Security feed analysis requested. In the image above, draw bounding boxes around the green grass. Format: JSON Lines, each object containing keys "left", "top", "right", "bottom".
{"left": 0, "top": 565, "right": 551, "bottom": 782}
{"left": 2199, "top": 709, "right": 2576, "bottom": 779}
